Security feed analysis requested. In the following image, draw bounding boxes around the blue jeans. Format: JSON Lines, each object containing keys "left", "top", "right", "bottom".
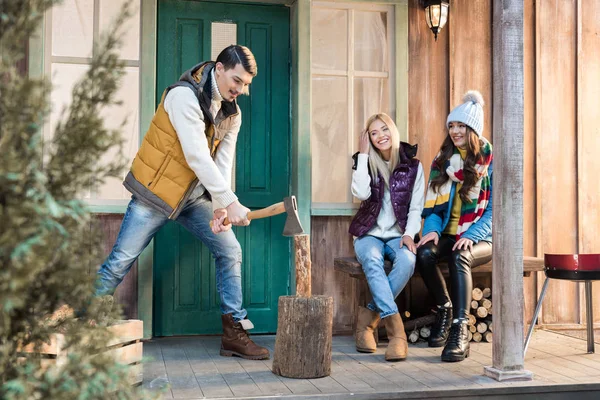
{"left": 95, "top": 194, "right": 246, "bottom": 321}
{"left": 354, "top": 235, "right": 416, "bottom": 318}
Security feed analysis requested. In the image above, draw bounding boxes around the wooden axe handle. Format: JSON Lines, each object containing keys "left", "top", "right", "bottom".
{"left": 211, "top": 202, "right": 285, "bottom": 227}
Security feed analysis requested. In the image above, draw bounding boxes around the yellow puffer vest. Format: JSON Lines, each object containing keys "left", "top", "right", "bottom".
{"left": 123, "top": 62, "right": 239, "bottom": 219}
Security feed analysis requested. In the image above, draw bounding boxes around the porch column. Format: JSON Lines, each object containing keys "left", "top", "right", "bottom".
{"left": 483, "top": 0, "right": 533, "bottom": 381}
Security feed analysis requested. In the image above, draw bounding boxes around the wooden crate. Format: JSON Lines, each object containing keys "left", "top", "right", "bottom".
{"left": 20, "top": 319, "right": 143, "bottom": 385}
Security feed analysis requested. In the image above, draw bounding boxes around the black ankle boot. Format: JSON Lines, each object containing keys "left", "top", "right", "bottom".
{"left": 441, "top": 319, "right": 470, "bottom": 362}
{"left": 428, "top": 305, "right": 453, "bottom": 348}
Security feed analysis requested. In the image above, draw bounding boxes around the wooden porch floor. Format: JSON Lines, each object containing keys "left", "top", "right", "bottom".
{"left": 142, "top": 330, "right": 600, "bottom": 399}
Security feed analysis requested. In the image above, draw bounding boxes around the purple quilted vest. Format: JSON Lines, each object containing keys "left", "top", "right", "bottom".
{"left": 349, "top": 143, "right": 420, "bottom": 237}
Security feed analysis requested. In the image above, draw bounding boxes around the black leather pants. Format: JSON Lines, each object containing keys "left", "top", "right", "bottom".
{"left": 417, "top": 235, "right": 492, "bottom": 320}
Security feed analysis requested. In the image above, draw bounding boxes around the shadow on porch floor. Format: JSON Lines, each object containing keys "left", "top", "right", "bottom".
{"left": 142, "top": 329, "right": 600, "bottom": 400}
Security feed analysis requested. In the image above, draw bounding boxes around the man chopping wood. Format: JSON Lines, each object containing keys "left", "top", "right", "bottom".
{"left": 95, "top": 45, "right": 269, "bottom": 360}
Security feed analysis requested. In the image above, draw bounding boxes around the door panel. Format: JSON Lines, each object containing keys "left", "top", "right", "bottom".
{"left": 154, "top": 0, "right": 290, "bottom": 336}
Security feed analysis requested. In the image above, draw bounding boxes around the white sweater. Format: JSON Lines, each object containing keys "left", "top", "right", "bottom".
{"left": 163, "top": 70, "right": 240, "bottom": 210}
{"left": 351, "top": 154, "right": 425, "bottom": 240}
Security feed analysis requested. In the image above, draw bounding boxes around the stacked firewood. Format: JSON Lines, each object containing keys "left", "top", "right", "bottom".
{"left": 405, "top": 313, "right": 435, "bottom": 343}
{"left": 404, "top": 287, "right": 494, "bottom": 344}
{"left": 467, "top": 287, "right": 493, "bottom": 343}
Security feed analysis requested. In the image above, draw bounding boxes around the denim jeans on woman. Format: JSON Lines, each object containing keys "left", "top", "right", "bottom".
{"left": 95, "top": 193, "right": 246, "bottom": 321}
{"left": 354, "top": 235, "right": 416, "bottom": 318}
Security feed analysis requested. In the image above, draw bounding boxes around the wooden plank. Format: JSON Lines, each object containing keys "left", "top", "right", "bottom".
{"left": 105, "top": 341, "right": 143, "bottom": 365}
{"left": 311, "top": 216, "right": 356, "bottom": 335}
{"left": 334, "top": 256, "right": 544, "bottom": 278}
{"left": 537, "top": 0, "right": 579, "bottom": 325}
{"left": 449, "top": 0, "right": 493, "bottom": 141}
{"left": 333, "top": 348, "right": 411, "bottom": 391}
{"left": 202, "top": 337, "right": 263, "bottom": 397}
{"left": 107, "top": 319, "right": 143, "bottom": 347}
{"left": 182, "top": 338, "right": 234, "bottom": 398}
{"left": 578, "top": 0, "right": 600, "bottom": 323}
{"left": 408, "top": 0, "right": 449, "bottom": 181}
{"left": 128, "top": 363, "right": 143, "bottom": 386}
{"left": 250, "top": 336, "right": 323, "bottom": 395}
{"left": 238, "top": 357, "right": 293, "bottom": 396}
{"left": 160, "top": 339, "right": 203, "bottom": 399}
{"left": 142, "top": 340, "right": 172, "bottom": 398}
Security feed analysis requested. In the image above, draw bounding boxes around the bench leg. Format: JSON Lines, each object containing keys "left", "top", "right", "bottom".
{"left": 524, "top": 276, "right": 550, "bottom": 356}
{"left": 585, "top": 281, "right": 595, "bottom": 354}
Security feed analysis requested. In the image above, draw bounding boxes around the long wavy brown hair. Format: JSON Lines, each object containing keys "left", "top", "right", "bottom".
{"left": 430, "top": 128, "right": 484, "bottom": 203}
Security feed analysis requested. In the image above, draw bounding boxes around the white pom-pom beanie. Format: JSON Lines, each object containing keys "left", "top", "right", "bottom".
{"left": 446, "top": 90, "right": 485, "bottom": 137}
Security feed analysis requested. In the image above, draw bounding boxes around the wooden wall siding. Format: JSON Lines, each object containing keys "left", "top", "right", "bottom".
{"left": 310, "top": 216, "right": 356, "bottom": 335}
{"left": 94, "top": 214, "right": 138, "bottom": 320}
{"left": 578, "top": 0, "right": 600, "bottom": 321}
{"left": 407, "top": 0, "right": 448, "bottom": 178}
{"left": 449, "top": 0, "right": 493, "bottom": 141}
{"left": 537, "top": 0, "right": 579, "bottom": 325}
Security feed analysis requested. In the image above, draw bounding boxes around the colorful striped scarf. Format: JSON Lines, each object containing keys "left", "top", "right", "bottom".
{"left": 423, "top": 138, "right": 493, "bottom": 238}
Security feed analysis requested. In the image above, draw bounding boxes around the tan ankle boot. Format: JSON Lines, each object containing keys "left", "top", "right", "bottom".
{"left": 220, "top": 314, "right": 270, "bottom": 360}
{"left": 356, "top": 306, "right": 381, "bottom": 353}
{"left": 384, "top": 313, "right": 408, "bottom": 361}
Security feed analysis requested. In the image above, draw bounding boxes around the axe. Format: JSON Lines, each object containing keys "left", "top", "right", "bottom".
{"left": 211, "top": 196, "right": 304, "bottom": 236}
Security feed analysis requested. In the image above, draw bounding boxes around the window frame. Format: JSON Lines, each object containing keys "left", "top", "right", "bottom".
{"left": 310, "top": 1, "right": 405, "bottom": 215}
{"left": 40, "top": 0, "right": 142, "bottom": 212}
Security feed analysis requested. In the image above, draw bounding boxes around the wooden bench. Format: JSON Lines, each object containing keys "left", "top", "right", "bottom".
{"left": 334, "top": 256, "right": 545, "bottom": 332}
{"left": 334, "top": 256, "right": 545, "bottom": 280}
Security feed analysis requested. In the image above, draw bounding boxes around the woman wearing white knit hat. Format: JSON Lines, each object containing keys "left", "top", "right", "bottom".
{"left": 416, "top": 91, "right": 493, "bottom": 362}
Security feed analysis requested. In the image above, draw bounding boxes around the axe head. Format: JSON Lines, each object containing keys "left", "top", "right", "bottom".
{"left": 282, "top": 196, "right": 304, "bottom": 236}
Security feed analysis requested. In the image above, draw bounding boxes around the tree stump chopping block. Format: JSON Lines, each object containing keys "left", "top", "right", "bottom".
{"left": 272, "top": 295, "right": 333, "bottom": 379}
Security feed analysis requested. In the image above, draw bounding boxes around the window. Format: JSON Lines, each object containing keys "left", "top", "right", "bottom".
{"left": 44, "top": 0, "right": 141, "bottom": 206}
{"left": 311, "top": 2, "right": 395, "bottom": 213}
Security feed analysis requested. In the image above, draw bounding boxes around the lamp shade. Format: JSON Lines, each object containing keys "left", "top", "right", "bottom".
{"left": 424, "top": 1, "right": 449, "bottom": 41}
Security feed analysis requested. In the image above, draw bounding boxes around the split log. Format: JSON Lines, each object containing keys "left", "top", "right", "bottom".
{"left": 294, "top": 235, "right": 311, "bottom": 297}
{"left": 476, "top": 306, "right": 488, "bottom": 319}
{"left": 472, "top": 288, "right": 484, "bottom": 301}
{"left": 480, "top": 298, "right": 492, "bottom": 311}
{"left": 485, "top": 319, "right": 493, "bottom": 332}
{"left": 468, "top": 324, "right": 477, "bottom": 333}
{"left": 482, "top": 287, "right": 492, "bottom": 298}
{"left": 272, "top": 296, "right": 333, "bottom": 378}
{"left": 420, "top": 326, "right": 431, "bottom": 339}
{"left": 483, "top": 332, "right": 493, "bottom": 343}
{"left": 467, "top": 331, "right": 473, "bottom": 342}
{"left": 476, "top": 322, "right": 488, "bottom": 334}
{"left": 408, "top": 330, "right": 419, "bottom": 343}
{"left": 471, "top": 300, "right": 480, "bottom": 310}
{"left": 472, "top": 332, "right": 483, "bottom": 343}
{"left": 468, "top": 314, "right": 477, "bottom": 325}
{"left": 403, "top": 314, "right": 435, "bottom": 332}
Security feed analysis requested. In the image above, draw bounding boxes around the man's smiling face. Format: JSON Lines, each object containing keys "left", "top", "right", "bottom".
{"left": 215, "top": 62, "right": 253, "bottom": 102}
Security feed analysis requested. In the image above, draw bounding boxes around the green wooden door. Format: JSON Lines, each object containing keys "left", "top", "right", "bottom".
{"left": 153, "top": 0, "right": 290, "bottom": 336}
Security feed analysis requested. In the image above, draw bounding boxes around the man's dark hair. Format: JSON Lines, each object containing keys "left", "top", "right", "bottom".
{"left": 216, "top": 45, "right": 258, "bottom": 76}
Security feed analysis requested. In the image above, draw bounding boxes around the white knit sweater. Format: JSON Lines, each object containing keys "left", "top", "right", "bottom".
{"left": 351, "top": 154, "right": 425, "bottom": 240}
{"left": 164, "top": 70, "right": 240, "bottom": 210}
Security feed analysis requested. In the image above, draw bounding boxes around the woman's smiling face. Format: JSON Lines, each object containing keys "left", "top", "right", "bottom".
{"left": 448, "top": 121, "right": 468, "bottom": 149}
{"left": 368, "top": 118, "right": 392, "bottom": 159}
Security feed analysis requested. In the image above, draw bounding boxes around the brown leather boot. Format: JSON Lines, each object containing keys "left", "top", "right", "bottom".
{"left": 220, "top": 314, "right": 270, "bottom": 360}
{"left": 355, "top": 306, "right": 381, "bottom": 353}
{"left": 383, "top": 313, "right": 408, "bottom": 361}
